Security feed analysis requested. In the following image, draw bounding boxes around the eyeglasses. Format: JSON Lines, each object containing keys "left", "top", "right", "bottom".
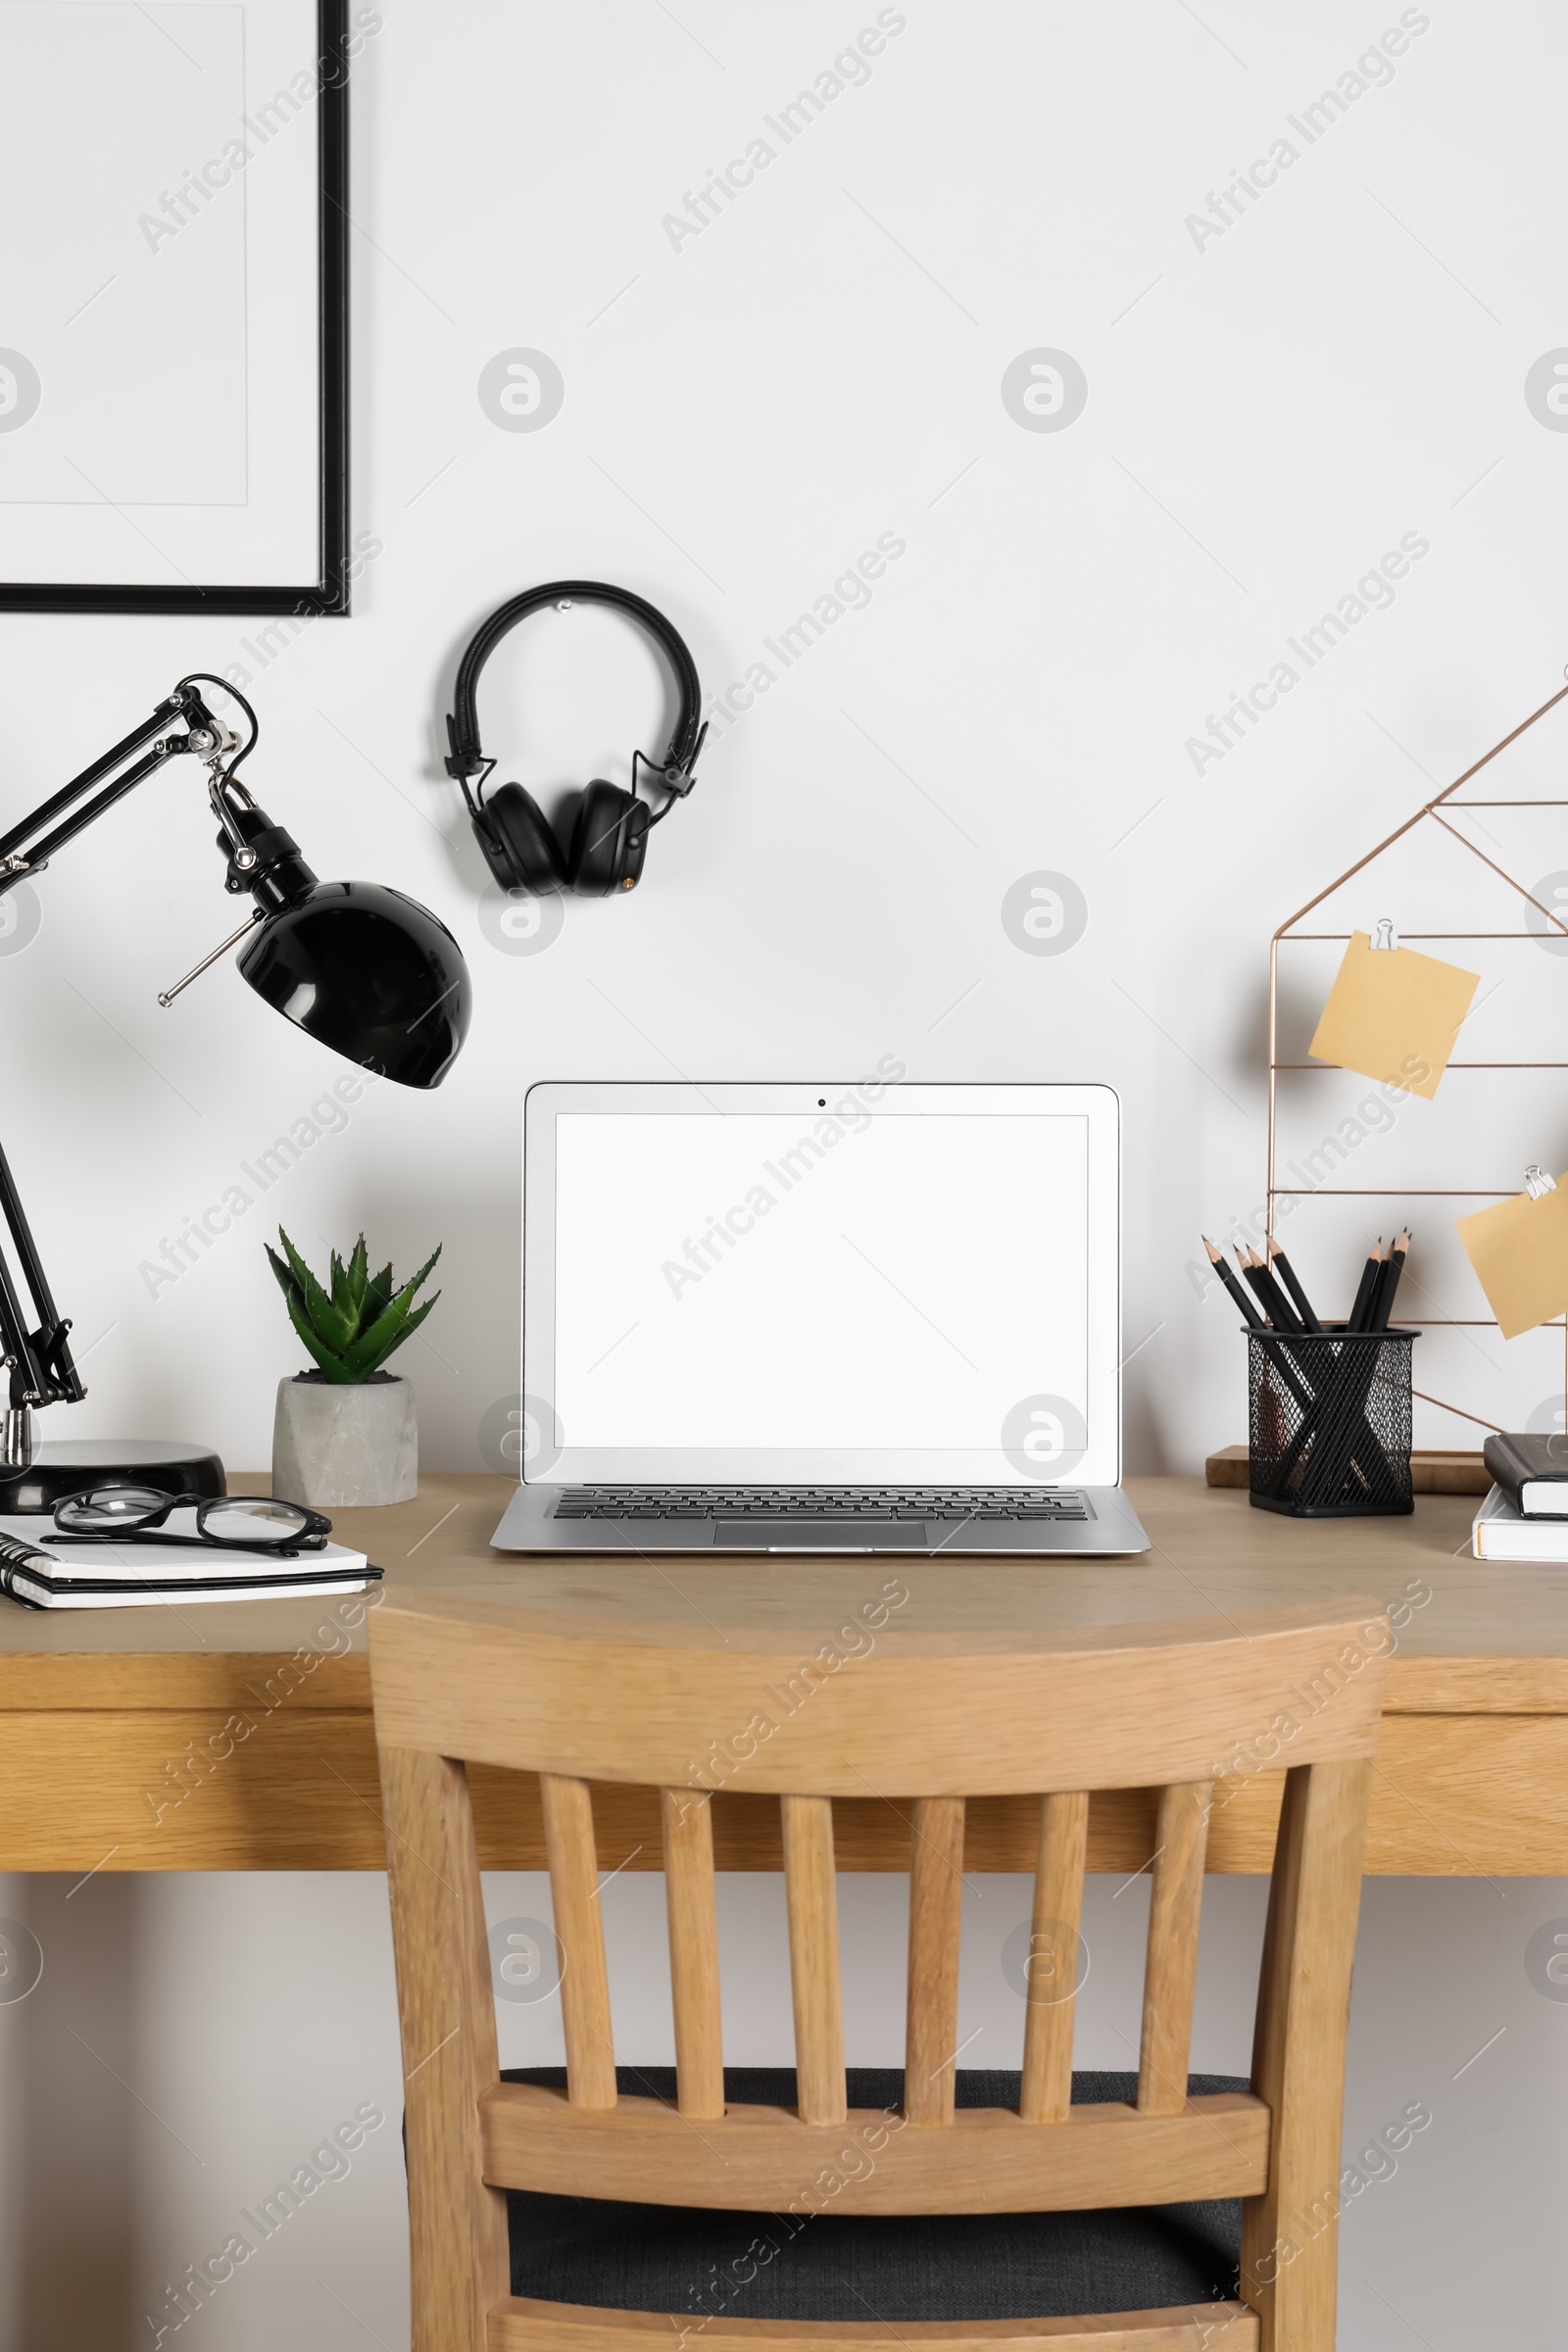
{"left": 49, "top": 1485, "right": 332, "bottom": 1556}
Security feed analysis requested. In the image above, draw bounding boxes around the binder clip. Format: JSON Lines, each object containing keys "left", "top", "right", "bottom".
{"left": 1372, "top": 918, "right": 1399, "bottom": 951}
{"left": 1525, "top": 1165, "right": 1557, "bottom": 1200}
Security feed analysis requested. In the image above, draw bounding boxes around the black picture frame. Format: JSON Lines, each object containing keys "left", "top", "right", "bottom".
{"left": 0, "top": 0, "right": 351, "bottom": 619}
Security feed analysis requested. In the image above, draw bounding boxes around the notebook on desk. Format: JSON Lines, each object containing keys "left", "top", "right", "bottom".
{"left": 0, "top": 1514, "right": 379, "bottom": 1609}
{"left": 492, "top": 1081, "right": 1151, "bottom": 1557}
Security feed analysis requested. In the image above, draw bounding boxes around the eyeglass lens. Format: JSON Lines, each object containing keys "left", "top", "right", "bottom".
{"left": 200, "top": 1498, "right": 314, "bottom": 1544}
{"left": 56, "top": 1485, "right": 170, "bottom": 1530}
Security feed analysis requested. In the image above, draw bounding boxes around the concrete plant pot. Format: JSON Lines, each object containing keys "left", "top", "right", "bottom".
{"left": 271, "top": 1372, "right": 417, "bottom": 1508}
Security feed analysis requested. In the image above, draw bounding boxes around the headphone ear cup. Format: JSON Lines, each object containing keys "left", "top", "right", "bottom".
{"left": 484, "top": 783, "right": 567, "bottom": 893}
{"left": 567, "top": 781, "right": 649, "bottom": 896}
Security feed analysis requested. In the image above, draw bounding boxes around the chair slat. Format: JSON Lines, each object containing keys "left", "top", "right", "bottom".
{"left": 540, "top": 1772, "right": 616, "bottom": 2109}
{"left": 904, "top": 1795, "right": 966, "bottom": 2125}
{"left": 781, "top": 1793, "right": 846, "bottom": 2125}
{"left": 1019, "top": 1788, "right": 1089, "bottom": 2124}
{"left": 1137, "top": 1782, "right": 1211, "bottom": 2116}
{"left": 480, "top": 2079, "right": 1270, "bottom": 2211}
{"left": 492, "top": 2293, "right": 1262, "bottom": 2350}
{"left": 660, "top": 1788, "right": 724, "bottom": 2120}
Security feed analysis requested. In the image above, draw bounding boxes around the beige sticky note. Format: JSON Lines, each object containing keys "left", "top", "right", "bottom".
{"left": 1308, "top": 930, "right": 1479, "bottom": 1100}
{"left": 1456, "top": 1179, "right": 1568, "bottom": 1340}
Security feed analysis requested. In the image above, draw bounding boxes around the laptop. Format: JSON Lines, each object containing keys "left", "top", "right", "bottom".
{"left": 491, "top": 1081, "right": 1150, "bottom": 1556}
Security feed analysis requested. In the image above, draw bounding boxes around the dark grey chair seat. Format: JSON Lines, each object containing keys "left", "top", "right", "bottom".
{"left": 502, "top": 2067, "right": 1246, "bottom": 2325}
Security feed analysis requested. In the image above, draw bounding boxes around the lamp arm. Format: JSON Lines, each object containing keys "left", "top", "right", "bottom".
{"left": 0, "top": 677, "right": 252, "bottom": 1467}
{"left": 0, "top": 1134, "right": 81, "bottom": 1420}
{"left": 0, "top": 686, "right": 220, "bottom": 887}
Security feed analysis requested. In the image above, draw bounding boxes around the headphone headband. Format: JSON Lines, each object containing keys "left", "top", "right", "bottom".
{"left": 445, "top": 579, "right": 705, "bottom": 785}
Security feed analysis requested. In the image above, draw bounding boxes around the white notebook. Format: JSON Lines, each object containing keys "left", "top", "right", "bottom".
{"left": 1473, "top": 1485, "right": 1568, "bottom": 1563}
{"left": 0, "top": 1512, "right": 376, "bottom": 1610}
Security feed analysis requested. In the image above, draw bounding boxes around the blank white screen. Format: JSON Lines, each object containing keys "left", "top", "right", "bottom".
{"left": 552, "top": 1112, "right": 1089, "bottom": 1452}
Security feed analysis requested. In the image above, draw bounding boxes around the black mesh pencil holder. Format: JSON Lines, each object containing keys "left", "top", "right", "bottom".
{"left": 1247, "top": 1328, "right": 1417, "bottom": 1517}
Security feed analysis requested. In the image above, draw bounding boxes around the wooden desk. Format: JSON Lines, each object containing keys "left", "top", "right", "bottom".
{"left": 3, "top": 1474, "right": 1564, "bottom": 1878}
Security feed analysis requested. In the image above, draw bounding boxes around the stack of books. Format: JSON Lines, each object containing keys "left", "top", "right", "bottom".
{"left": 0, "top": 1515, "right": 379, "bottom": 1609}
{"left": 1474, "top": 1435, "right": 1568, "bottom": 1560}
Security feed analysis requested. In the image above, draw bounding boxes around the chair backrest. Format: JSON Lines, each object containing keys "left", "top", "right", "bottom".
{"left": 371, "top": 1591, "right": 1388, "bottom": 2352}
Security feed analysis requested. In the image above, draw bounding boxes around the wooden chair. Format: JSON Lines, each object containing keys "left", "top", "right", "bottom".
{"left": 370, "top": 1592, "right": 1388, "bottom": 2352}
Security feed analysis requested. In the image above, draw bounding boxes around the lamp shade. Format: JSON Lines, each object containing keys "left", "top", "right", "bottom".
{"left": 237, "top": 880, "right": 471, "bottom": 1089}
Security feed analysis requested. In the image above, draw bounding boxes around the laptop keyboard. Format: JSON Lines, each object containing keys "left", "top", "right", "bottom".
{"left": 553, "top": 1488, "right": 1090, "bottom": 1522}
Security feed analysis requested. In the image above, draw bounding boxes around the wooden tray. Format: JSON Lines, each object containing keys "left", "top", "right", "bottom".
{"left": 1203, "top": 1445, "right": 1490, "bottom": 1495}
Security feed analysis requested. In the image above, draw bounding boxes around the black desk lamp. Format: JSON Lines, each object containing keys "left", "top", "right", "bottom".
{"left": 0, "top": 674, "right": 470, "bottom": 1511}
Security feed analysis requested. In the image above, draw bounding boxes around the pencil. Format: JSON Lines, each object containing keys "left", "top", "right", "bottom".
{"left": 1267, "top": 1239, "right": 1322, "bottom": 1334}
{"left": 1208, "top": 1240, "right": 1317, "bottom": 1425}
{"left": 1348, "top": 1241, "right": 1383, "bottom": 1333}
{"left": 1204, "top": 1237, "right": 1264, "bottom": 1327}
{"left": 1235, "top": 1245, "right": 1275, "bottom": 1321}
{"left": 1246, "top": 1246, "right": 1303, "bottom": 1333}
{"left": 1368, "top": 1228, "right": 1410, "bottom": 1332}
{"left": 1363, "top": 1243, "right": 1394, "bottom": 1332}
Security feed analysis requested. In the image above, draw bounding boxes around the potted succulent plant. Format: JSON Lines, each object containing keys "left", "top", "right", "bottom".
{"left": 267, "top": 1229, "right": 441, "bottom": 1508}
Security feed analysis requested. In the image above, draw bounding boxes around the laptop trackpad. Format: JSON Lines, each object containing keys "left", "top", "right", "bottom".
{"left": 714, "top": 1519, "right": 924, "bottom": 1548}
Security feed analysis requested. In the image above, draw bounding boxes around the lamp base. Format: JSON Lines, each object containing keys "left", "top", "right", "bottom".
{"left": 0, "top": 1439, "right": 225, "bottom": 1515}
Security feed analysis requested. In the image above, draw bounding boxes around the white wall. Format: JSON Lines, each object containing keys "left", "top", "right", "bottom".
{"left": 3, "top": 1, "right": 1567, "bottom": 2343}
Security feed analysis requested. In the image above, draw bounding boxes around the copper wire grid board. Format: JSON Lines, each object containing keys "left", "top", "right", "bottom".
{"left": 1267, "top": 670, "right": 1568, "bottom": 1438}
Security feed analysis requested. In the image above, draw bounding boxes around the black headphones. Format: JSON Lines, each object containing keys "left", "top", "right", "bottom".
{"left": 444, "top": 580, "right": 708, "bottom": 898}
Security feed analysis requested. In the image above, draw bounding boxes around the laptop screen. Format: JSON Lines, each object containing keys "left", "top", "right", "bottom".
{"left": 524, "top": 1084, "right": 1121, "bottom": 1487}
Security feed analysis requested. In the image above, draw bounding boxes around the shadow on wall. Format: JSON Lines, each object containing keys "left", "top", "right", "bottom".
{"left": 1122, "top": 1376, "right": 1176, "bottom": 1476}
{"left": 7, "top": 1873, "right": 139, "bottom": 2347}
{"left": 359, "top": 1174, "right": 521, "bottom": 1474}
